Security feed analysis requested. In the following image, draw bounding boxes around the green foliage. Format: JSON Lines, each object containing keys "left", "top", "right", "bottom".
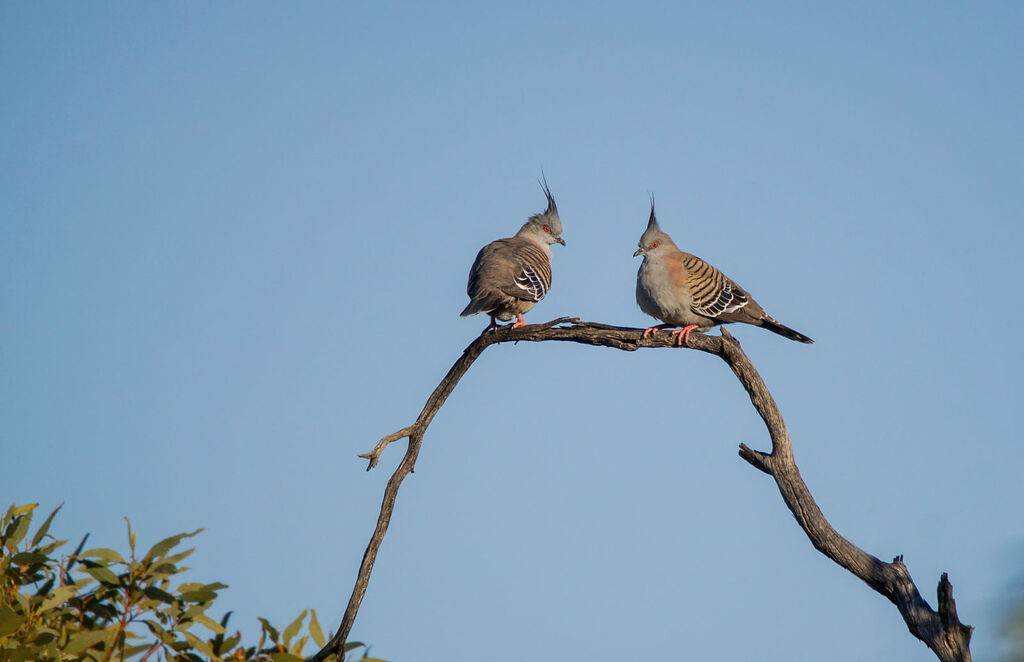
{"left": 0, "top": 503, "right": 380, "bottom": 662}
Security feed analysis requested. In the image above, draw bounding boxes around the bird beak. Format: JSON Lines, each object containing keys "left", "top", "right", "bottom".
{"left": 557, "top": 237, "right": 566, "bottom": 246}
{"left": 633, "top": 248, "right": 643, "bottom": 257}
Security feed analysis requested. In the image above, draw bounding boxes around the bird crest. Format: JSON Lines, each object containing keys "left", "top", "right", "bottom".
{"left": 539, "top": 172, "right": 557, "bottom": 215}
{"left": 637, "top": 195, "right": 671, "bottom": 253}
{"left": 523, "top": 173, "right": 563, "bottom": 242}
{"left": 646, "top": 195, "right": 659, "bottom": 231}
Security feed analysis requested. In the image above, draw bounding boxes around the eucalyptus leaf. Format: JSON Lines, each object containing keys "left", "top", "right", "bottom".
{"left": 142, "top": 618, "right": 166, "bottom": 637}
{"left": 123, "top": 643, "right": 150, "bottom": 657}
{"left": 36, "top": 539, "right": 69, "bottom": 556}
{"left": 289, "top": 634, "right": 308, "bottom": 655}
{"left": 195, "top": 612, "right": 226, "bottom": 634}
{"left": 281, "top": 608, "right": 307, "bottom": 646}
{"left": 64, "top": 629, "right": 108, "bottom": 654}
{"left": 183, "top": 630, "right": 215, "bottom": 657}
{"left": 0, "top": 604, "right": 25, "bottom": 637}
{"left": 10, "top": 552, "right": 48, "bottom": 565}
{"left": 142, "top": 585, "right": 177, "bottom": 604}
{"left": 308, "top": 609, "right": 326, "bottom": 648}
{"left": 161, "top": 547, "right": 195, "bottom": 565}
{"left": 142, "top": 528, "right": 203, "bottom": 562}
{"left": 32, "top": 630, "right": 57, "bottom": 645}
{"left": 269, "top": 653, "right": 304, "bottom": 662}
{"left": 78, "top": 548, "right": 126, "bottom": 564}
{"left": 30, "top": 505, "right": 62, "bottom": 546}
{"left": 4, "top": 515, "right": 32, "bottom": 548}
{"left": 39, "top": 584, "right": 80, "bottom": 612}
{"left": 11, "top": 503, "right": 38, "bottom": 517}
{"left": 218, "top": 632, "right": 241, "bottom": 654}
{"left": 85, "top": 565, "right": 120, "bottom": 585}
{"left": 258, "top": 617, "right": 280, "bottom": 642}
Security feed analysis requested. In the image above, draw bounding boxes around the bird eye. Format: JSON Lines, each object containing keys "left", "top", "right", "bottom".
{"left": 650, "top": 240, "right": 660, "bottom": 248}
{"left": 543, "top": 225, "right": 551, "bottom": 234}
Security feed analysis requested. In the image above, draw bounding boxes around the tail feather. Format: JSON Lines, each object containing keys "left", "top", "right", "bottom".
{"left": 760, "top": 316, "right": 814, "bottom": 344}
{"left": 460, "top": 292, "right": 505, "bottom": 317}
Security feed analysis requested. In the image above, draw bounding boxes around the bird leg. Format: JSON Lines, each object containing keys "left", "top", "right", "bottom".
{"left": 484, "top": 316, "right": 499, "bottom": 333}
{"left": 510, "top": 313, "right": 527, "bottom": 329}
{"left": 642, "top": 323, "right": 674, "bottom": 339}
{"left": 670, "top": 324, "right": 699, "bottom": 346}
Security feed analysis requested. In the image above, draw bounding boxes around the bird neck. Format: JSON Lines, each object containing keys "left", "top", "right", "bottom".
{"left": 515, "top": 227, "right": 552, "bottom": 255}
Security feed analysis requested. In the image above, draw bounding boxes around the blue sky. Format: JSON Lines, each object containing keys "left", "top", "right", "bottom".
{"left": 3, "top": 3, "right": 1023, "bottom": 660}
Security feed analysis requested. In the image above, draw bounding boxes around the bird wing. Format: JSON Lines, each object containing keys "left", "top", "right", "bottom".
{"left": 500, "top": 240, "right": 551, "bottom": 302}
{"left": 467, "top": 238, "right": 551, "bottom": 303}
{"left": 680, "top": 253, "right": 749, "bottom": 318}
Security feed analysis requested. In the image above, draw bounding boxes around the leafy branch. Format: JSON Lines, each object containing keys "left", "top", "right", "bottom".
{"left": 0, "top": 503, "right": 380, "bottom": 662}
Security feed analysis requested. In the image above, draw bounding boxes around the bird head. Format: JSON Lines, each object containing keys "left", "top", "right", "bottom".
{"left": 517, "top": 175, "right": 565, "bottom": 247}
{"left": 633, "top": 198, "right": 674, "bottom": 257}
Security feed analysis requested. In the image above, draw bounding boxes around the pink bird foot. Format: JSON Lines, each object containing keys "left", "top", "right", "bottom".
{"left": 670, "top": 324, "right": 699, "bottom": 346}
{"left": 510, "top": 314, "right": 527, "bottom": 329}
{"left": 642, "top": 324, "right": 673, "bottom": 339}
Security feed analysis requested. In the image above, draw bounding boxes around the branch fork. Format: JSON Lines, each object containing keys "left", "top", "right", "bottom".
{"left": 311, "top": 319, "right": 972, "bottom": 662}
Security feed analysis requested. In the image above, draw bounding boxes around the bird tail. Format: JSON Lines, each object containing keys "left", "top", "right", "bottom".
{"left": 760, "top": 315, "right": 814, "bottom": 344}
{"left": 460, "top": 292, "right": 505, "bottom": 317}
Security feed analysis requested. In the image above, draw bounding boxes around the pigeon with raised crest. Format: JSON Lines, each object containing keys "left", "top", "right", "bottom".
{"left": 461, "top": 179, "right": 565, "bottom": 331}
{"left": 634, "top": 202, "right": 812, "bottom": 345}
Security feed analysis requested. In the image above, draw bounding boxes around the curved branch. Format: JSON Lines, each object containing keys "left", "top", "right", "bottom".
{"left": 310, "top": 319, "right": 971, "bottom": 662}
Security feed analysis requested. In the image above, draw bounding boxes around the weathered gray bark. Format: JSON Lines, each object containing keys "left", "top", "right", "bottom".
{"left": 309, "top": 318, "right": 972, "bottom": 662}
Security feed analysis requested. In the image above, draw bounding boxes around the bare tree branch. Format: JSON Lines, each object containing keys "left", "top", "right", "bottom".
{"left": 310, "top": 318, "right": 972, "bottom": 662}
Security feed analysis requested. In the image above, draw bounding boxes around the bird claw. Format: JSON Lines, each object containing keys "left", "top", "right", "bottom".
{"left": 510, "top": 314, "right": 527, "bottom": 329}
{"left": 642, "top": 324, "right": 671, "bottom": 339}
{"left": 670, "top": 324, "right": 699, "bottom": 346}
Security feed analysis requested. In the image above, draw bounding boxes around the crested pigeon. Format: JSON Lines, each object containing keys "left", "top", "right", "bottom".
{"left": 461, "top": 179, "right": 565, "bottom": 331}
{"left": 634, "top": 202, "right": 813, "bottom": 345}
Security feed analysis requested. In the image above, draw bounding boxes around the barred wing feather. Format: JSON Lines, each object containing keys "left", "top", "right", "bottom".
{"left": 682, "top": 253, "right": 749, "bottom": 317}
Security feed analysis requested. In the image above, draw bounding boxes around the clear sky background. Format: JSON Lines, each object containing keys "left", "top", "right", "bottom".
{"left": 3, "top": 3, "right": 1023, "bottom": 661}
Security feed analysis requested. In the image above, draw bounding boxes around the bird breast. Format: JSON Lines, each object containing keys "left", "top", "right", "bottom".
{"left": 636, "top": 257, "right": 699, "bottom": 326}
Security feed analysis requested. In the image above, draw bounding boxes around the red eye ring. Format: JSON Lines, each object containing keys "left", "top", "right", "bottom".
{"left": 650, "top": 240, "right": 660, "bottom": 248}
{"left": 543, "top": 225, "right": 551, "bottom": 233}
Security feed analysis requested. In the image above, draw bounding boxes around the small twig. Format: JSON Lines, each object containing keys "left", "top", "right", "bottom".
{"left": 357, "top": 427, "right": 414, "bottom": 471}
{"left": 137, "top": 642, "right": 162, "bottom": 662}
{"left": 310, "top": 318, "right": 971, "bottom": 662}
{"left": 737, "top": 443, "right": 772, "bottom": 475}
